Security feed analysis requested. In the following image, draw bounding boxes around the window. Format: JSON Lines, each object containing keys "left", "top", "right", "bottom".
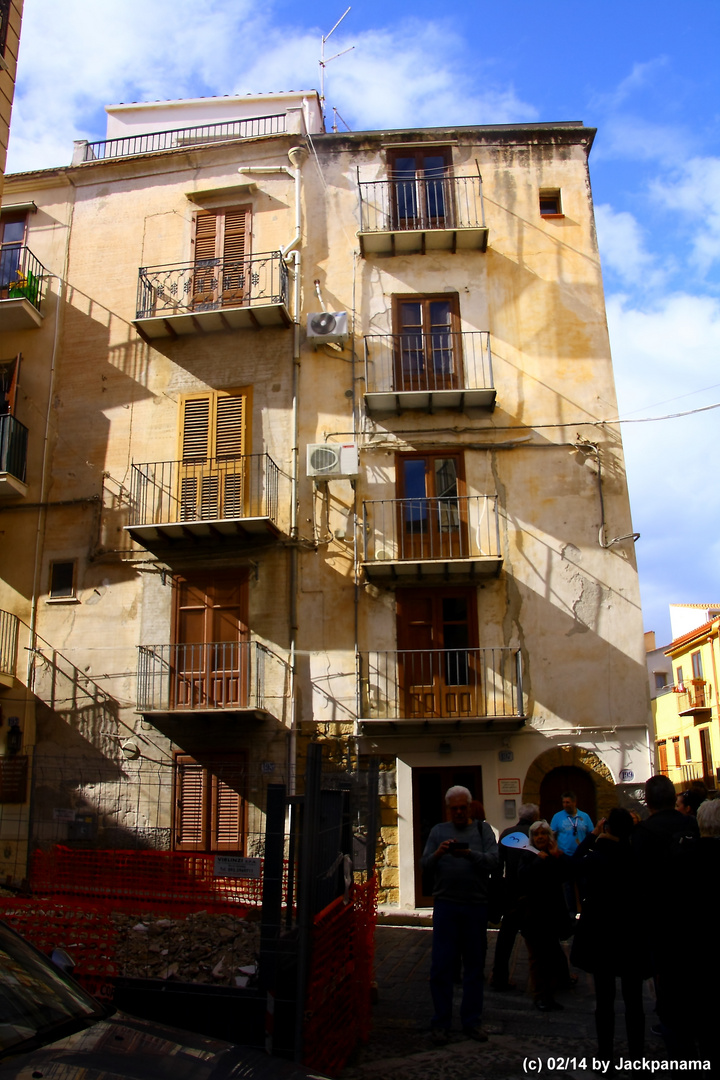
{"left": 0, "top": 1, "right": 10, "bottom": 58}
{"left": 396, "top": 452, "right": 467, "bottom": 560}
{"left": 173, "top": 753, "right": 247, "bottom": 852}
{"left": 0, "top": 353, "right": 20, "bottom": 416}
{"left": 178, "top": 390, "right": 248, "bottom": 521}
{"left": 392, "top": 294, "right": 461, "bottom": 393}
{"left": 676, "top": 666, "right": 684, "bottom": 689}
{"left": 684, "top": 736, "right": 692, "bottom": 761}
{"left": 396, "top": 588, "right": 478, "bottom": 718}
{"left": 49, "top": 561, "right": 76, "bottom": 600}
{"left": 192, "top": 207, "right": 251, "bottom": 310}
{"left": 691, "top": 651, "right": 703, "bottom": 680}
{"left": 387, "top": 147, "right": 453, "bottom": 229}
{"left": 699, "top": 727, "right": 713, "bottom": 784}
{"left": 656, "top": 741, "right": 668, "bottom": 776}
{"left": 654, "top": 672, "right": 667, "bottom": 691}
{"left": 672, "top": 737, "right": 681, "bottom": 767}
{"left": 539, "top": 189, "right": 562, "bottom": 216}
{"left": 0, "top": 212, "right": 27, "bottom": 297}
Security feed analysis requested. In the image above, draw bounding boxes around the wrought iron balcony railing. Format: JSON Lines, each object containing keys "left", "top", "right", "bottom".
{"left": 128, "top": 453, "right": 285, "bottom": 532}
{"left": 362, "top": 495, "right": 500, "bottom": 564}
{"left": 137, "top": 640, "right": 289, "bottom": 714}
{"left": 0, "top": 245, "right": 48, "bottom": 315}
{"left": 0, "top": 609, "right": 18, "bottom": 682}
{"left": 364, "top": 331, "right": 494, "bottom": 400}
{"left": 0, "top": 413, "right": 29, "bottom": 484}
{"left": 359, "top": 647, "right": 523, "bottom": 723}
{"left": 675, "top": 678, "right": 711, "bottom": 713}
{"left": 358, "top": 174, "right": 486, "bottom": 235}
{"left": 136, "top": 251, "right": 288, "bottom": 322}
{"left": 81, "top": 114, "right": 287, "bottom": 163}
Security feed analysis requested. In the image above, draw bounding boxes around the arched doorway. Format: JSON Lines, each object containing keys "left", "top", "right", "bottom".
{"left": 539, "top": 765, "right": 597, "bottom": 824}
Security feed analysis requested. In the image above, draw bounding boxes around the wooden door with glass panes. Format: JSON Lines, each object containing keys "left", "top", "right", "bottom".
{"left": 388, "top": 147, "right": 453, "bottom": 229}
{"left": 173, "top": 573, "right": 249, "bottom": 709}
{"left": 393, "top": 294, "right": 461, "bottom": 393}
{"left": 396, "top": 588, "right": 478, "bottom": 719}
{"left": 397, "top": 452, "right": 467, "bottom": 561}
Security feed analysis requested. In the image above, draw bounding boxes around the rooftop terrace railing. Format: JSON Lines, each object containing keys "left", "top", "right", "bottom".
{"left": 80, "top": 114, "right": 287, "bottom": 162}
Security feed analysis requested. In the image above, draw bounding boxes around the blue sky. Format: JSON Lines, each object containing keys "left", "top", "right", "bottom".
{"left": 8, "top": 0, "right": 720, "bottom": 645}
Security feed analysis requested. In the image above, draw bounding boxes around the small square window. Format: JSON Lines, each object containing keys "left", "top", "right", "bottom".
{"left": 654, "top": 672, "right": 667, "bottom": 690}
{"left": 539, "top": 189, "right": 562, "bottom": 216}
{"left": 49, "top": 561, "right": 76, "bottom": 599}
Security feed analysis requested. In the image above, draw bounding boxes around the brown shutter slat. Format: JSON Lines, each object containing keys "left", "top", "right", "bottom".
{"left": 181, "top": 397, "right": 210, "bottom": 461}
{"left": 215, "top": 394, "right": 244, "bottom": 459}
{"left": 175, "top": 758, "right": 206, "bottom": 849}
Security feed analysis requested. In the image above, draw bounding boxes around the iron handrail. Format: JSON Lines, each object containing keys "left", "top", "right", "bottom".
{"left": 128, "top": 452, "right": 282, "bottom": 527}
{"left": 0, "top": 609, "right": 18, "bottom": 680}
{"left": 83, "top": 114, "right": 287, "bottom": 162}
{"left": 361, "top": 494, "right": 500, "bottom": 562}
{"left": 0, "top": 413, "right": 29, "bottom": 482}
{"left": 363, "top": 330, "right": 493, "bottom": 395}
{"left": 136, "top": 250, "right": 288, "bottom": 320}
{"left": 0, "top": 245, "right": 49, "bottom": 314}
{"left": 358, "top": 173, "right": 486, "bottom": 234}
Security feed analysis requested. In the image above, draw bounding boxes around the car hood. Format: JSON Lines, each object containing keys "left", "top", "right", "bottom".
{"left": 0, "top": 1013, "right": 328, "bottom": 1080}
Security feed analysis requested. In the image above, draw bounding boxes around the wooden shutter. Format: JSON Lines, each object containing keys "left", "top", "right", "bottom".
{"left": 180, "top": 397, "right": 211, "bottom": 461}
{"left": 175, "top": 756, "right": 207, "bottom": 850}
{"left": 215, "top": 395, "right": 244, "bottom": 458}
{"left": 178, "top": 392, "right": 247, "bottom": 521}
{"left": 173, "top": 753, "right": 247, "bottom": 852}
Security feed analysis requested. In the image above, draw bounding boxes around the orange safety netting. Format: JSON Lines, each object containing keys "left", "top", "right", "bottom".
{"left": 30, "top": 846, "right": 261, "bottom": 914}
{"left": 302, "top": 876, "right": 377, "bottom": 1078}
{"left": 0, "top": 898, "right": 118, "bottom": 1001}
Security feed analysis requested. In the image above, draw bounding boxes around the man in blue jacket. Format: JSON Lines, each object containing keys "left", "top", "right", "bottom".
{"left": 420, "top": 785, "right": 498, "bottom": 1044}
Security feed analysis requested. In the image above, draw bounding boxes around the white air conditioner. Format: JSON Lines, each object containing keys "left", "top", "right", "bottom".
{"left": 306, "top": 311, "right": 349, "bottom": 346}
{"left": 307, "top": 443, "right": 359, "bottom": 479}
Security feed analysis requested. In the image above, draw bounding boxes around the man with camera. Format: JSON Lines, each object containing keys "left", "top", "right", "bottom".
{"left": 420, "top": 785, "right": 498, "bottom": 1044}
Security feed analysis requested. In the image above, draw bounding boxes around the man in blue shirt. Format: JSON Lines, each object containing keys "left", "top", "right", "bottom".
{"left": 550, "top": 791, "right": 593, "bottom": 855}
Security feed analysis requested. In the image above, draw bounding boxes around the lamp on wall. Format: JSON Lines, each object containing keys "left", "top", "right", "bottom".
{"left": 6, "top": 717, "right": 21, "bottom": 755}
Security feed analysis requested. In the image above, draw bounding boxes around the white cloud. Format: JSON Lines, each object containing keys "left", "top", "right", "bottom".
{"left": 595, "top": 204, "right": 665, "bottom": 288}
{"left": 651, "top": 156, "right": 720, "bottom": 273}
{"left": 593, "top": 116, "right": 693, "bottom": 164}
{"left": 589, "top": 57, "right": 669, "bottom": 112}
{"left": 606, "top": 293, "right": 720, "bottom": 637}
{"left": 7, "top": 2, "right": 537, "bottom": 173}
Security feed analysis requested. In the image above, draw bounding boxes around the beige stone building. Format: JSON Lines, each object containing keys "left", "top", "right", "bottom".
{"left": 0, "top": 91, "right": 652, "bottom": 905}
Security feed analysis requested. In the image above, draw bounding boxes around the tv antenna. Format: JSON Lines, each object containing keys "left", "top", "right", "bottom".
{"left": 319, "top": 7, "right": 354, "bottom": 127}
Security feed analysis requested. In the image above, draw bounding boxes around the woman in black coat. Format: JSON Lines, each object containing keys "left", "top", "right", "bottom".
{"left": 571, "top": 808, "right": 651, "bottom": 1058}
{"left": 519, "top": 819, "right": 574, "bottom": 1011}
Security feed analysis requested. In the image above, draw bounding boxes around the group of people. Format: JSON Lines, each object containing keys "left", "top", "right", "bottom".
{"left": 420, "top": 776, "right": 719, "bottom": 1066}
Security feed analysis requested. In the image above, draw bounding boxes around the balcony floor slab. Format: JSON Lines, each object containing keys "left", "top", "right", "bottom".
{"left": 0, "top": 297, "right": 44, "bottom": 330}
{"left": 358, "top": 226, "right": 489, "bottom": 257}
{"left": 0, "top": 473, "right": 28, "bottom": 498}
{"left": 133, "top": 300, "right": 291, "bottom": 340}
{"left": 362, "top": 555, "right": 502, "bottom": 584}
{"left": 364, "top": 388, "right": 496, "bottom": 414}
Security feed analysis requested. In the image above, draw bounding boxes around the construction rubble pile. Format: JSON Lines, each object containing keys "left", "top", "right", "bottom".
{"left": 111, "top": 910, "right": 261, "bottom": 986}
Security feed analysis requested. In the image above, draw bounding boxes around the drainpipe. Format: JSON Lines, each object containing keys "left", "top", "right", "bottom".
{"left": 237, "top": 152, "right": 307, "bottom": 794}
{"left": 286, "top": 144, "right": 308, "bottom": 797}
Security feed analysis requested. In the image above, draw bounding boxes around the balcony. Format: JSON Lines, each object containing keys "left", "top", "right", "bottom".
{"left": 133, "top": 251, "right": 290, "bottom": 341}
{"left": 0, "top": 414, "right": 28, "bottom": 497}
{"left": 125, "top": 453, "right": 289, "bottom": 554}
{"left": 78, "top": 113, "right": 287, "bottom": 163}
{"left": 364, "top": 331, "right": 495, "bottom": 414}
{"left": 358, "top": 647, "right": 524, "bottom": 731}
{"left": 361, "top": 495, "right": 501, "bottom": 584}
{"left": 676, "top": 679, "right": 712, "bottom": 719}
{"left": 357, "top": 174, "right": 488, "bottom": 256}
{"left": 137, "top": 640, "right": 288, "bottom": 723}
{"left": 0, "top": 246, "right": 48, "bottom": 329}
{"left": 0, "top": 609, "right": 18, "bottom": 687}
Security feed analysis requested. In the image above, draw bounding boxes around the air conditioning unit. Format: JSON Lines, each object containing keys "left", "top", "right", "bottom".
{"left": 306, "top": 311, "right": 349, "bottom": 346}
{"left": 307, "top": 443, "right": 359, "bottom": 479}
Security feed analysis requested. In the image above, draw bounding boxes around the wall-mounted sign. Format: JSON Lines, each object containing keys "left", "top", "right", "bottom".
{"left": 214, "top": 854, "right": 262, "bottom": 879}
{"left": 498, "top": 778, "right": 521, "bottom": 795}
{"left": 619, "top": 769, "right": 635, "bottom": 783}
{"left": 0, "top": 756, "right": 28, "bottom": 803}
{"left": 498, "top": 750, "right": 514, "bottom": 763}
{"left": 53, "top": 808, "right": 77, "bottom": 822}
{"left": 261, "top": 761, "right": 276, "bottom": 774}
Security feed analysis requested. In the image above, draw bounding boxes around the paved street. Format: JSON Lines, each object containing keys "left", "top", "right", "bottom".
{"left": 341, "top": 919, "right": 665, "bottom": 1080}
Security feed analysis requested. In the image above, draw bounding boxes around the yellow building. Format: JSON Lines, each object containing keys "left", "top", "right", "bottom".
{"left": 654, "top": 616, "right": 720, "bottom": 791}
{"left": 0, "top": 93, "right": 652, "bottom": 905}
